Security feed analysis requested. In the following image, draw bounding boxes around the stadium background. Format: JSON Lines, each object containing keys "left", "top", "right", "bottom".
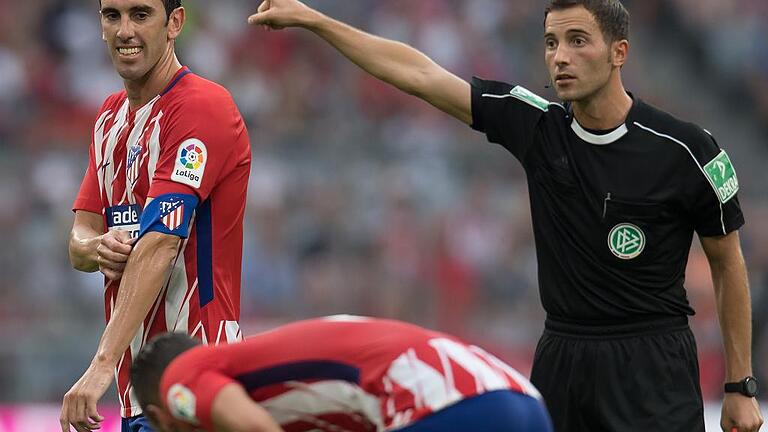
{"left": 0, "top": 0, "right": 766, "bottom": 430}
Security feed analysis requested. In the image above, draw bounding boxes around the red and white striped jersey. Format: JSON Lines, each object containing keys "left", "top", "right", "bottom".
{"left": 73, "top": 67, "right": 251, "bottom": 417}
{"left": 160, "top": 316, "right": 541, "bottom": 431}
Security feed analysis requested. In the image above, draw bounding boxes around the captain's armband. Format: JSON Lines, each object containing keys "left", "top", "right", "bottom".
{"left": 138, "top": 193, "right": 199, "bottom": 239}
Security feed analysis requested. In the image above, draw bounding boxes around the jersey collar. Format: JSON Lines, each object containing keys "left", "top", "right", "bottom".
{"left": 571, "top": 120, "right": 628, "bottom": 145}
{"left": 568, "top": 92, "right": 639, "bottom": 145}
{"left": 160, "top": 66, "right": 191, "bottom": 96}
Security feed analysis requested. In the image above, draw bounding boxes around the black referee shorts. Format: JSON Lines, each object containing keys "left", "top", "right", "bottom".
{"left": 530, "top": 316, "right": 705, "bottom": 432}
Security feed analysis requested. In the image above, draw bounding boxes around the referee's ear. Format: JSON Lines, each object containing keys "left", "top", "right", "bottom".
{"left": 611, "top": 39, "right": 629, "bottom": 68}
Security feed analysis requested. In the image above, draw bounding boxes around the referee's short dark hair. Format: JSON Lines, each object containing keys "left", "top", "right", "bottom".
{"left": 545, "top": 0, "right": 630, "bottom": 43}
{"left": 130, "top": 332, "right": 200, "bottom": 409}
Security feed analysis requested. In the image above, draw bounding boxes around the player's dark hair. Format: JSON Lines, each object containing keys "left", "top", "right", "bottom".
{"left": 160, "top": 0, "right": 182, "bottom": 21}
{"left": 130, "top": 333, "right": 200, "bottom": 410}
{"left": 545, "top": 0, "right": 629, "bottom": 42}
{"left": 98, "top": 0, "right": 182, "bottom": 23}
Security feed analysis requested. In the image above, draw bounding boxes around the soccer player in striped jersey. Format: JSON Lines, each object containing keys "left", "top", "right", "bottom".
{"left": 62, "top": 1, "right": 250, "bottom": 431}
{"left": 130, "top": 316, "right": 553, "bottom": 432}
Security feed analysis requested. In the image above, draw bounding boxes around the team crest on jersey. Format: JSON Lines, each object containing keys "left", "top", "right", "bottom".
{"left": 171, "top": 139, "right": 207, "bottom": 189}
{"left": 703, "top": 150, "right": 739, "bottom": 204}
{"left": 160, "top": 197, "right": 185, "bottom": 231}
{"left": 126, "top": 143, "right": 143, "bottom": 185}
{"left": 608, "top": 223, "right": 645, "bottom": 260}
{"left": 167, "top": 383, "right": 199, "bottom": 424}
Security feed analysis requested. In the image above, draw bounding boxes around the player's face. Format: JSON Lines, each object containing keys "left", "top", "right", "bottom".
{"left": 99, "top": 0, "right": 180, "bottom": 81}
{"left": 544, "top": 6, "right": 616, "bottom": 102}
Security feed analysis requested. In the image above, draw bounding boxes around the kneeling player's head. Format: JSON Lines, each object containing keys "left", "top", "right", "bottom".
{"left": 131, "top": 332, "right": 200, "bottom": 427}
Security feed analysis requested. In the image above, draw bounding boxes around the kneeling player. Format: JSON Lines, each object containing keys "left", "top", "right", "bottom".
{"left": 131, "top": 315, "right": 553, "bottom": 432}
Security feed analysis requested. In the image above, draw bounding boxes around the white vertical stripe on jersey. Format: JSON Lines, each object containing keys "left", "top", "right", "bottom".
{"left": 165, "top": 236, "right": 192, "bottom": 333}
{"left": 147, "top": 111, "right": 164, "bottom": 181}
{"left": 124, "top": 97, "right": 159, "bottom": 204}
{"left": 103, "top": 100, "right": 130, "bottom": 205}
{"left": 258, "top": 380, "right": 383, "bottom": 430}
{"left": 190, "top": 321, "right": 207, "bottom": 344}
{"left": 468, "top": 345, "right": 542, "bottom": 400}
{"left": 223, "top": 321, "right": 242, "bottom": 343}
{"left": 121, "top": 322, "right": 145, "bottom": 416}
{"left": 427, "top": 338, "right": 510, "bottom": 393}
{"left": 93, "top": 110, "right": 112, "bottom": 199}
{"left": 433, "top": 342, "right": 456, "bottom": 397}
{"left": 215, "top": 321, "right": 226, "bottom": 345}
{"left": 386, "top": 348, "right": 463, "bottom": 412}
{"left": 382, "top": 376, "right": 396, "bottom": 419}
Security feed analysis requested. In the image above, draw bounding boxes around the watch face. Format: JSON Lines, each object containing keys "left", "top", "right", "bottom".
{"left": 745, "top": 378, "right": 759, "bottom": 396}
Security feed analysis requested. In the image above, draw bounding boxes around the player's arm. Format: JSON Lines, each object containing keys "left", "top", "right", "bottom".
{"left": 210, "top": 384, "right": 285, "bottom": 432}
{"left": 94, "top": 230, "right": 180, "bottom": 365}
{"left": 69, "top": 210, "right": 104, "bottom": 272}
{"left": 700, "top": 231, "right": 763, "bottom": 432}
{"left": 248, "top": 0, "right": 471, "bottom": 125}
{"left": 61, "top": 198, "right": 183, "bottom": 431}
{"left": 69, "top": 210, "right": 137, "bottom": 280}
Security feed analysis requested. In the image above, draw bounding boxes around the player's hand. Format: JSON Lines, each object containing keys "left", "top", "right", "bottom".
{"left": 721, "top": 394, "right": 763, "bottom": 432}
{"left": 96, "top": 230, "right": 136, "bottom": 281}
{"left": 247, "top": 0, "right": 320, "bottom": 30}
{"left": 60, "top": 363, "right": 112, "bottom": 432}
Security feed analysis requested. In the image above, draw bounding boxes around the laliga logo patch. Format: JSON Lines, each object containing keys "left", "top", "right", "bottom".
{"left": 167, "top": 383, "right": 199, "bottom": 424}
{"left": 171, "top": 138, "right": 207, "bottom": 189}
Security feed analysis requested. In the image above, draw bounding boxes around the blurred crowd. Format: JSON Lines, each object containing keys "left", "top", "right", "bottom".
{"left": 0, "top": 0, "right": 766, "bottom": 403}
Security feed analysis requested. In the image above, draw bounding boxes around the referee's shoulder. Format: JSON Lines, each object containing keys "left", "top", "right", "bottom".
{"left": 631, "top": 99, "right": 721, "bottom": 163}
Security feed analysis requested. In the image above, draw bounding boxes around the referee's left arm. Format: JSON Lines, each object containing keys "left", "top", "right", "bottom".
{"left": 700, "top": 231, "right": 763, "bottom": 432}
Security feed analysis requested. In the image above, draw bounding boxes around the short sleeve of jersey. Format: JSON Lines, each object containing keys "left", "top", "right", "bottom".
{"left": 161, "top": 351, "right": 235, "bottom": 431}
{"left": 470, "top": 77, "right": 548, "bottom": 163}
{"left": 148, "top": 96, "right": 239, "bottom": 202}
{"left": 73, "top": 142, "right": 102, "bottom": 214}
{"left": 73, "top": 105, "right": 110, "bottom": 214}
{"left": 684, "top": 130, "right": 745, "bottom": 237}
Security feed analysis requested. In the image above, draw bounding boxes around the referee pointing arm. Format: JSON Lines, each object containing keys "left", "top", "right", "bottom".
{"left": 248, "top": 0, "right": 764, "bottom": 431}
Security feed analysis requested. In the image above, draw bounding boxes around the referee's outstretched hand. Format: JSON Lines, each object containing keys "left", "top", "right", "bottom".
{"left": 722, "top": 394, "right": 763, "bottom": 432}
{"left": 247, "top": 0, "right": 320, "bottom": 30}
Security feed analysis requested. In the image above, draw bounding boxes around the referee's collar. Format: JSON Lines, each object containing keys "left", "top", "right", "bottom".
{"left": 568, "top": 92, "right": 641, "bottom": 145}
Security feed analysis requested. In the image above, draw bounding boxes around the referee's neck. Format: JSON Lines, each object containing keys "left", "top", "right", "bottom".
{"left": 572, "top": 82, "right": 633, "bottom": 131}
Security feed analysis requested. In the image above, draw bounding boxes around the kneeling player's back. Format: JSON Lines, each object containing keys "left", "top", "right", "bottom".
{"left": 160, "top": 316, "right": 540, "bottom": 431}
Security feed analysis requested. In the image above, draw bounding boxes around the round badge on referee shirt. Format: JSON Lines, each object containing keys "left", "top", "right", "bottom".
{"left": 608, "top": 223, "right": 645, "bottom": 260}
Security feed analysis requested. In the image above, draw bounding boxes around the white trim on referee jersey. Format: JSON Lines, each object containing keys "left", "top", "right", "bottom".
{"left": 571, "top": 119, "right": 629, "bottom": 145}
{"left": 480, "top": 93, "right": 566, "bottom": 111}
{"left": 633, "top": 122, "right": 727, "bottom": 235}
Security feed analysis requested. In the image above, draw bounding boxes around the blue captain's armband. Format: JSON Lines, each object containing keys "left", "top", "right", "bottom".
{"left": 138, "top": 193, "right": 199, "bottom": 239}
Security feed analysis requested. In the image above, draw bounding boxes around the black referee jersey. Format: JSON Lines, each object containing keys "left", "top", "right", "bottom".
{"left": 470, "top": 77, "right": 744, "bottom": 323}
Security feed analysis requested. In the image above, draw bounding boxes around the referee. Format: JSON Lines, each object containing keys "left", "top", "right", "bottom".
{"left": 248, "top": 0, "right": 764, "bottom": 430}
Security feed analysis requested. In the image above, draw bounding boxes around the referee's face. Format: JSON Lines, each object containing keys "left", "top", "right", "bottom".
{"left": 100, "top": 0, "right": 183, "bottom": 82}
{"left": 544, "top": 6, "right": 615, "bottom": 102}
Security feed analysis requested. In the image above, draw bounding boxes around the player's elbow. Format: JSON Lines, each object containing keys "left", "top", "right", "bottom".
{"left": 404, "top": 65, "right": 436, "bottom": 98}
{"left": 131, "top": 232, "right": 180, "bottom": 267}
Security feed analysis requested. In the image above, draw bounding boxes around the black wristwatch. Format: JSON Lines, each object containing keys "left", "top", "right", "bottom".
{"left": 724, "top": 376, "right": 759, "bottom": 397}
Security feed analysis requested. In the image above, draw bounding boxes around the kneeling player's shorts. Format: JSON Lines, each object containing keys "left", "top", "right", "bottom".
{"left": 394, "top": 389, "right": 553, "bottom": 432}
{"left": 121, "top": 414, "right": 154, "bottom": 432}
{"left": 531, "top": 315, "right": 705, "bottom": 432}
